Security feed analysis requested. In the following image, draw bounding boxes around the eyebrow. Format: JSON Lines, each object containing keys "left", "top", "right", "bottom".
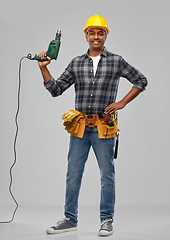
{"left": 88, "top": 30, "right": 104, "bottom": 33}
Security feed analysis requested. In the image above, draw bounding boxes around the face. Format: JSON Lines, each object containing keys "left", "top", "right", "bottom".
{"left": 86, "top": 28, "right": 107, "bottom": 51}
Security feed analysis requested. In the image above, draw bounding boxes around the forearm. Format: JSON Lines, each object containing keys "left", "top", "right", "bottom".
{"left": 39, "top": 65, "right": 51, "bottom": 84}
{"left": 37, "top": 51, "right": 51, "bottom": 84}
{"left": 121, "top": 87, "right": 141, "bottom": 106}
{"left": 104, "top": 87, "right": 141, "bottom": 114}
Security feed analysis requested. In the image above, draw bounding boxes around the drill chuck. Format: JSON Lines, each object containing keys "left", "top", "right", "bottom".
{"left": 56, "top": 30, "right": 61, "bottom": 37}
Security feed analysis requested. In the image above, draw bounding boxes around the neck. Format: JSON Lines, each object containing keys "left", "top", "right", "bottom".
{"left": 88, "top": 47, "right": 104, "bottom": 57}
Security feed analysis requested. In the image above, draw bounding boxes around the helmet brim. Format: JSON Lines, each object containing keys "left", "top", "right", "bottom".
{"left": 83, "top": 26, "right": 110, "bottom": 35}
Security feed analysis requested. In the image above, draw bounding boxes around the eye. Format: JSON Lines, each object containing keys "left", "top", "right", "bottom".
{"left": 89, "top": 32, "right": 95, "bottom": 36}
{"left": 98, "top": 32, "right": 104, "bottom": 36}
{"left": 88, "top": 31, "right": 105, "bottom": 36}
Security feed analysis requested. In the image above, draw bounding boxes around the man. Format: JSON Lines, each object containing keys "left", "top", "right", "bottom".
{"left": 38, "top": 15, "right": 147, "bottom": 237}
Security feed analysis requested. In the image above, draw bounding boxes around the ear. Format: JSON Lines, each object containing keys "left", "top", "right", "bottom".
{"left": 104, "top": 32, "right": 107, "bottom": 41}
{"left": 85, "top": 34, "right": 88, "bottom": 42}
{"left": 103, "top": 34, "right": 107, "bottom": 43}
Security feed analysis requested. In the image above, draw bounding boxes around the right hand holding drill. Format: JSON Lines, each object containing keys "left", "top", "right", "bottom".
{"left": 38, "top": 51, "right": 51, "bottom": 67}
{"left": 38, "top": 51, "right": 51, "bottom": 84}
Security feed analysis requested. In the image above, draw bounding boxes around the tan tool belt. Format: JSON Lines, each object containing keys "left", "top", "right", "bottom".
{"left": 62, "top": 110, "right": 118, "bottom": 139}
{"left": 82, "top": 113, "right": 112, "bottom": 128}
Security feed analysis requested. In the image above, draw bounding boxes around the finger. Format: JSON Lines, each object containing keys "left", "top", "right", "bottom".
{"left": 41, "top": 51, "right": 46, "bottom": 59}
{"left": 105, "top": 106, "right": 111, "bottom": 112}
{"left": 39, "top": 51, "right": 46, "bottom": 60}
{"left": 109, "top": 109, "right": 116, "bottom": 114}
{"left": 38, "top": 53, "right": 42, "bottom": 59}
{"left": 105, "top": 105, "right": 115, "bottom": 114}
{"left": 108, "top": 109, "right": 115, "bottom": 114}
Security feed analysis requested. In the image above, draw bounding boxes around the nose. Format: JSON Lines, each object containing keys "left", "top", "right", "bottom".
{"left": 94, "top": 33, "right": 99, "bottom": 39}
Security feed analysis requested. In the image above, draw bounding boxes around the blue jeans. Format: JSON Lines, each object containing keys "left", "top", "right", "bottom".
{"left": 64, "top": 129, "right": 115, "bottom": 226}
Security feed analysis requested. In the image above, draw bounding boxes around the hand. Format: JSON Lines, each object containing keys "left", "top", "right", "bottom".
{"left": 105, "top": 88, "right": 142, "bottom": 114}
{"left": 104, "top": 101, "right": 126, "bottom": 114}
{"left": 38, "top": 51, "right": 51, "bottom": 68}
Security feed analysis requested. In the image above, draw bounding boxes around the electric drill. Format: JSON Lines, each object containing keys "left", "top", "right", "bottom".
{"left": 27, "top": 30, "right": 61, "bottom": 61}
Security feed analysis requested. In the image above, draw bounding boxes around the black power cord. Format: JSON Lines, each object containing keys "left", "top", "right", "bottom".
{"left": 0, "top": 56, "right": 28, "bottom": 223}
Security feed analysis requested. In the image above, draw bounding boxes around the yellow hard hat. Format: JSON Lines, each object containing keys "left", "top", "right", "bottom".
{"left": 83, "top": 15, "right": 110, "bottom": 34}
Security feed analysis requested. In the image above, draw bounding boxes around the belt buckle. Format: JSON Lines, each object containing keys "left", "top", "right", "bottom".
{"left": 86, "top": 114, "right": 94, "bottom": 119}
{"left": 86, "top": 114, "right": 95, "bottom": 127}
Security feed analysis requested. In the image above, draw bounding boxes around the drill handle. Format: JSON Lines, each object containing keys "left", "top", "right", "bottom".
{"left": 34, "top": 54, "right": 49, "bottom": 61}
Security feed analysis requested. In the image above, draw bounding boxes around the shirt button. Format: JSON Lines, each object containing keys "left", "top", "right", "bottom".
{"left": 91, "top": 94, "right": 93, "bottom": 96}
{"left": 89, "top": 106, "right": 91, "bottom": 108}
{"left": 91, "top": 70, "right": 93, "bottom": 73}
{"left": 93, "top": 82, "right": 94, "bottom": 84}
{"left": 90, "top": 60, "right": 92, "bottom": 63}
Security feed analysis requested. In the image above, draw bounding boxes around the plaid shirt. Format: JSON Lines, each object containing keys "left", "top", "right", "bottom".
{"left": 44, "top": 48, "right": 147, "bottom": 115}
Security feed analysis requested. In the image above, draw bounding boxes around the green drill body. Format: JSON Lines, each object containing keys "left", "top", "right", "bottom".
{"left": 34, "top": 30, "right": 61, "bottom": 61}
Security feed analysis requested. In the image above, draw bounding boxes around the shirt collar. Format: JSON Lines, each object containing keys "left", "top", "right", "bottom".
{"left": 84, "top": 47, "right": 108, "bottom": 59}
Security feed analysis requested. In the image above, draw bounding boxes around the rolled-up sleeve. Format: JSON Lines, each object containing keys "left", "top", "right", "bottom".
{"left": 44, "top": 62, "right": 75, "bottom": 97}
{"left": 119, "top": 57, "right": 148, "bottom": 91}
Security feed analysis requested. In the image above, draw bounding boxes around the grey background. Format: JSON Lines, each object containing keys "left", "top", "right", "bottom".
{"left": 0, "top": 0, "right": 169, "bottom": 208}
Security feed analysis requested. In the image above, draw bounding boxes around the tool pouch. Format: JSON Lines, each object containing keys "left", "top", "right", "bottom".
{"left": 97, "top": 112, "right": 120, "bottom": 159}
{"left": 69, "top": 118, "right": 86, "bottom": 138}
{"left": 62, "top": 110, "right": 86, "bottom": 138}
{"left": 97, "top": 118, "right": 118, "bottom": 139}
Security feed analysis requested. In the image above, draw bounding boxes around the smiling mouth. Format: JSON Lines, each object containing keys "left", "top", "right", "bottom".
{"left": 92, "top": 41, "right": 100, "bottom": 44}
